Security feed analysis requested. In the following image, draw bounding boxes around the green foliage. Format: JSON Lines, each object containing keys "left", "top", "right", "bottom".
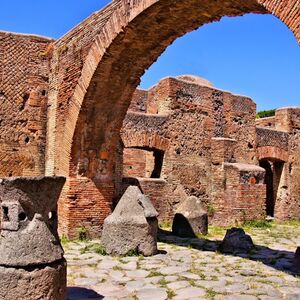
{"left": 282, "top": 220, "right": 300, "bottom": 226}
{"left": 242, "top": 219, "right": 273, "bottom": 229}
{"left": 167, "top": 288, "right": 176, "bottom": 299}
{"left": 92, "top": 244, "right": 107, "bottom": 255}
{"left": 158, "top": 278, "right": 169, "bottom": 286}
{"left": 256, "top": 109, "right": 276, "bottom": 119}
{"left": 60, "top": 234, "right": 70, "bottom": 246}
{"left": 125, "top": 248, "right": 140, "bottom": 256}
{"left": 147, "top": 270, "right": 163, "bottom": 277}
{"left": 159, "top": 220, "right": 172, "bottom": 230}
{"left": 80, "top": 243, "right": 107, "bottom": 255}
{"left": 77, "top": 226, "right": 89, "bottom": 241}
{"left": 206, "top": 288, "right": 217, "bottom": 300}
{"left": 207, "top": 204, "right": 216, "bottom": 217}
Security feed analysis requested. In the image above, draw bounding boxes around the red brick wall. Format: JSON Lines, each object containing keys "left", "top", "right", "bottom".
{"left": 58, "top": 177, "right": 113, "bottom": 239}
{"left": 0, "top": 32, "right": 53, "bottom": 177}
{"left": 123, "top": 148, "right": 147, "bottom": 177}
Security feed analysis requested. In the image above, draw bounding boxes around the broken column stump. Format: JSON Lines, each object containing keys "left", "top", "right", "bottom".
{"left": 0, "top": 176, "right": 66, "bottom": 300}
{"left": 101, "top": 185, "right": 158, "bottom": 256}
{"left": 219, "top": 227, "right": 254, "bottom": 254}
{"left": 172, "top": 196, "right": 208, "bottom": 237}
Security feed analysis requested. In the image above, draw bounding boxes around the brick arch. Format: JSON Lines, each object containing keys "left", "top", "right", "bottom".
{"left": 257, "top": 146, "right": 289, "bottom": 162}
{"left": 122, "top": 131, "right": 169, "bottom": 152}
{"left": 48, "top": 0, "right": 299, "bottom": 238}
{"left": 48, "top": 0, "right": 299, "bottom": 178}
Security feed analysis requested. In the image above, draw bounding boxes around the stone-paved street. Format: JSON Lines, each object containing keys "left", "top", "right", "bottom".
{"left": 65, "top": 222, "right": 300, "bottom": 300}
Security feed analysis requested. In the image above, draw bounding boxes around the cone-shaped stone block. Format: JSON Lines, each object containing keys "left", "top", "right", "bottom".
{"left": 219, "top": 227, "right": 254, "bottom": 254}
{"left": 101, "top": 186, "right": 158, "bottom": 256}
{"left": 172, "top": 196, "right": 208, "bottom": 237}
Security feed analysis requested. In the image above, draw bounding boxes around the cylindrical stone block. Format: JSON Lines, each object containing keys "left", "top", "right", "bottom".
{"left": 0, "top": 260, "right": 67, "bottom": 300}
{"left": 0, "top": 176, "right": 66, "bottom": 300}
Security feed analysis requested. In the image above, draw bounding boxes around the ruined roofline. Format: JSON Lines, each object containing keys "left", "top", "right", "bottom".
{"left": 143, "top": 75, "right": 255, "bottom": 103}
{"left": 256, "top": 125, "right": 288, "bottom": 134}
{"left": 276, "top": 106, "right": 300, "bottom": 111}
{"left": 0, "top": 30, "right": 55, "bottom": 42}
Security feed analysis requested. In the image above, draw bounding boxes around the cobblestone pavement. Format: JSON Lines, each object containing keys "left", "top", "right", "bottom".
{"left": 65, "top": 223, "right": 300, "bottom": 300}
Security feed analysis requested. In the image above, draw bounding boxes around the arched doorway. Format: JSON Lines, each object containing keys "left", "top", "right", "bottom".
{"left": 259, "top": 158, "right": 285, "bottom": 217}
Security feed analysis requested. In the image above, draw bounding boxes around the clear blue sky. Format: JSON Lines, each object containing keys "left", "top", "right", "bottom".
{"left": 0, "top": 1, "right": 299, "bottom": 111}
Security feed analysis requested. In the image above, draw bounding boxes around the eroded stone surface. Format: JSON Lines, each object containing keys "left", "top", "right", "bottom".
{"left": 172, "top": 196, "right": 208, "bottom": 237}
{"left": 0, "top": 177, "right": 65, "bottom": 266}
{"left": 101, "top": 186, "right": 158, "bottom": 256}
{"left": 0, "top": 259, "right": 66, "bottom": 300}
{"left": 0, "top": 176, "right": 66, "bottom": 300}
{"left": 219, "top": 228, "right": 254, "bottom": 254}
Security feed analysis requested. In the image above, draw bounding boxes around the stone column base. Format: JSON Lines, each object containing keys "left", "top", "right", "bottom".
{"left": 0, "top": 259, "right": 66, "bottom": 300}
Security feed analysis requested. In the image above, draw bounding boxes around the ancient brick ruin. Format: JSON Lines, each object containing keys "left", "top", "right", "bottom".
{"left": 0, "top": 0, "right": 299, "bottom": 239}
{"left": 120, "top": 75, "right": 300, "bottom": 227}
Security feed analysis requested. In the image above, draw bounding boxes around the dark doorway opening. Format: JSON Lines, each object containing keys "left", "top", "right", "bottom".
{"left": 123, "top": 146, "right": 165, "bottom": 179}
{"left": 150, "top": 149, "right": 164, "bottom": 178}
{"left": 259, "top": 159, "right": 284, "bottom": 217}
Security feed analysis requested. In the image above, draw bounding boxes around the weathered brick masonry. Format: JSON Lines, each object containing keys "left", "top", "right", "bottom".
{"left": 121, "top": 78, "right": 300, "bottom": 226}
{"left": 0, "top": 32, "right": 53, "bottom": 177}
{"left": 0, "top": 0, "right": 299, "bottom": 238}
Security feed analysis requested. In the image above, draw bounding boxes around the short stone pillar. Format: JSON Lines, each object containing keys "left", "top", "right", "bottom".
{"left": 219, "top": 228, "right": 254, "bottom": 254}
{"left": 0, "top": 176, "right": 66, "bottom": 300}
{"left": 172, "top": 196, "right": 208, "bottom": 237}
{"left": 101, "top": 186, "right": 158, "bottom": 256}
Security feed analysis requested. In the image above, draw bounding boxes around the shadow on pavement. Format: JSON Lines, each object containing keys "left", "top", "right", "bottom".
{"left": 67, "top": 287, "right": 104, "bottom": 300}
{"left": 158, "top": 228, "right": 299, "bottom": 277}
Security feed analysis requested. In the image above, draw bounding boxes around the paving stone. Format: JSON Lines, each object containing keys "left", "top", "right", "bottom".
{"left": 225, "top": 283, "right": 250, "bottom": 293}
{"left": 74, "top": 277, "right": 99, "bottom": 286}
{"left": 222, "top": 295, "right": 257, "bottom": 300}
{"left": 144, "top": 276, "right": 163, "bottom": 284}
{"left": 125, "top": 280, "right": 146, "bottom": 291}
{"left": 97, "top": 260, "right": 119, "bottom": 269}
{"left": 125, "top": 270, "right": 150, "bottom": 278}
{"left": 196, "top": 279, "right": 226, "bottom": 289}
{"left": 167, "top": 280, "right": 190, "bottom": 290}
{"left": 173, "top": 286, "right": 206, "bottom": 299}
{"left": 136, "top": 287, "right": 167, "bottom": 300}
{"left": 118, "top": 261, "right": 137, "bottom": 270}
{"left": 180, "top": 271, "right": 201, "bottom": 280}
{"left": 160, "top": 266, "right": 189, "bottom": 275}
{"left": 165, "top": 275, "right": 178, "bottom": 282}
{"left": 109, "top": 270, "right": 125, "bottom": 281}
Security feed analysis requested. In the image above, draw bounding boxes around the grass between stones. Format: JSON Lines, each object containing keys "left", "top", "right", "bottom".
{"left": 167, "top": 288, "right": 176, "bottom": 299}
{"left": 147, "top": 270, "right": 164, "bottom": 277}
{"left": 205, "top": 288, "right": 217, "bottom": 300}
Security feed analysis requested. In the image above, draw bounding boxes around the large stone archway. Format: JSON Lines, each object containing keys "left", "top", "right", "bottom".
{"left": 45, "top": 0, "right": 299, "bottom": 237}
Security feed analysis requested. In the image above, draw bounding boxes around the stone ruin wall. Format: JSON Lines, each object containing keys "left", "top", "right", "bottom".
{"left": 256, "top": 108, "right": 300, "bottom": 221}
{"left": 0, "top": 32, "right": 53, "bottom": 178}
{"left": 120, "top": 76, "right": 268, "bottom": 226}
